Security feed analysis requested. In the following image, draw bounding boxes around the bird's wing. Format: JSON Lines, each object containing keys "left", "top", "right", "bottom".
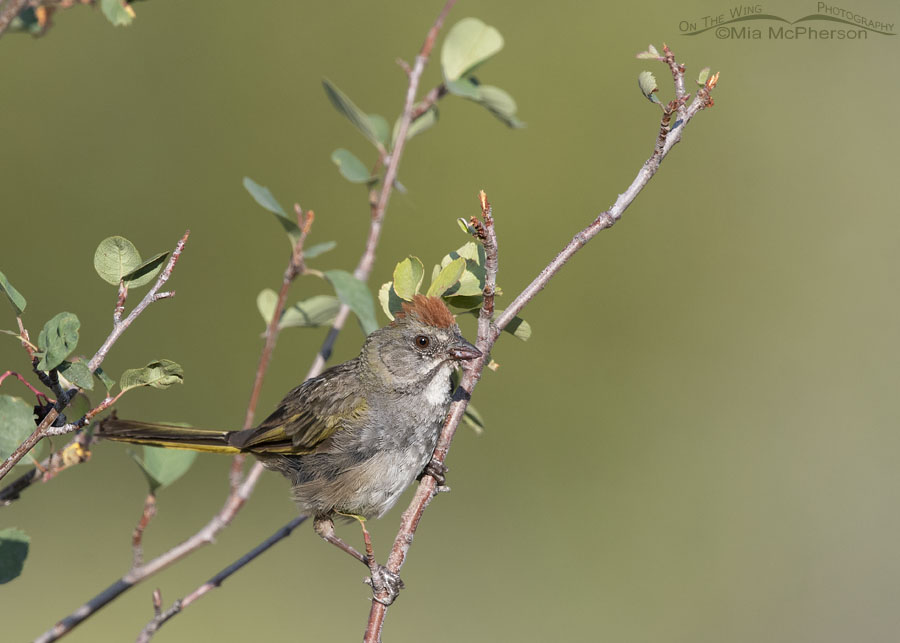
{"left": 228, "top": 361, "right": 368, "bottom": 454}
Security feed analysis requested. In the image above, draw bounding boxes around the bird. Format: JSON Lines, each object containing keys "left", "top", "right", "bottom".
{"left": 98, "top": 294, "right": 482, "bottom": 566}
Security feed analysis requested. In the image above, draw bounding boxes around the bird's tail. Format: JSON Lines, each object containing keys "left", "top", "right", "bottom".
{"left": 97, "top": 414, "right": 241, "bottom": 454}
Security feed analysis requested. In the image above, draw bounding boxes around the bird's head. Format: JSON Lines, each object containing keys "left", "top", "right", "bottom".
{"left": 365, "top": 295, "right": 481, "bottom": 389}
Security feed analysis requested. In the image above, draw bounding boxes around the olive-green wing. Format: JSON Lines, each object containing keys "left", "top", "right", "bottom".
{"left": 228, "top": 362, "right": 368, "bottom": 454}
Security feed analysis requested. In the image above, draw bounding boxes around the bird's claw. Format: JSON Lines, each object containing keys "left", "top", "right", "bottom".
{"left": 365, "top": 563, "right": 405, "bottom": 605}
{"left": 419, "top": 459, "right": 448, "bottom": 486}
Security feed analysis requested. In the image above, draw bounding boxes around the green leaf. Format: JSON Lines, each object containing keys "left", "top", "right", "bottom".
{"left": 462, "top": 403, "right": 485, "bottom": 435}
{"left": 324, "top": 270, "right": 377, "bottom": 335}
{"left": 304, "top": 241, "right": 337, "bottom": 259}
{"left": 446, "top": 78, "right": 525, "bottom": 128}
{"left": 243, "top": 177, "right": 302, "bottom": 246}
{"left": 636, "top": 44, "right": 661, "bottom": 60}
{"left": 638, "top": 71, "right": 660, "bottom": 103}
{"left": 100, "top": 0, "right": 135, "bottom": 27}
{"left": 37, "top": 312, "right": 80, "bottom": 371}
{"left": 0, "top": 271, "right": 26, "bottom": 315}
{"left": 448, "top": 263, "right": 485, "bottom": 297}
{"left": 427, "top": 257, "right": 466, "bottom": 297}
{"left": 256, "top": 288, "right": 278, "bottom": 325}
{"left": 392, "top": 256, "right": 425, "bottom": 300}
{"left": 94, "top": 236, "right": 142, "bottom": 286}
{"left": 697, "top": 67, "right": 711, "bottom": 86}
{"left": 445, "top": 294, "right": 484, "bottom": 311}
{"left": 392, "top": 107, "right": 439, "bottom": 146}
{"left": 331, "top": 149, "right": 374, "bottom": 184}
{"left": 95, "top": 367, "right": 115, "bottom": 394}
{"left": 446, "top": 241, "right": 484, "bottom": 265}
{"left": 473, "top": 84, "right": 525, "bottom": 128}
{"left": 445, "top": 77, "right": 481, "bottom": 100}
{"left": 322, "top": 79, "right": 383, "bottom": 149}
{"left": 132, "top": 445, "right": 197, "bottom": 493}
{"left": 122, "top": 252, "right": 168, "bottom": 288}
{"left": 456, "top": 218, "right": 474, "bottom": 235}
{"left": 280, "top": 295, "right": 341, "bottom": 329}
{"left": 0, "top": 527, "right": 30, "bottom": 584}
{"left": 438, "top": 244, "right": 486, "bottom": 298}
{"left": 58, "top": 360, "right": 94, "bottom": 391}
{"left": 497, "top": 310, "right": 531, "bottom": 341}
{"left": 378, "top": 282, "right": 406, "bottom": 321}
{"left": 120, "top": 360, "right": 184, "bottom": 393}
{"left": 441, "top": 17, "right": 504, "bottom": 82}
{"left": 368, "top": 113, "right": 390, "bottom": 146}
{"left": 0, "top": 396, "right": 37, "bottom": 465}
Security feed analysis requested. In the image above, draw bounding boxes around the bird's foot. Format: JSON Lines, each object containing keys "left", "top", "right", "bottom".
{"left": 419, "top": 458, "right": 449, "bottom": 489}
{"left": 365, "top": 563, "right": 405, "bottom": 606}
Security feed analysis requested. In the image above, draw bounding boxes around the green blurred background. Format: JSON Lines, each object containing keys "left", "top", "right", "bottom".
{"left": 3, "top": 1, "right": 899, "bottom": 641}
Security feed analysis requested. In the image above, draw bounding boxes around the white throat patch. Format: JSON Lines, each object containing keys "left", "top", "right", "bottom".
{"left": 424, "top": 362, "right": 453, "bottom": 406}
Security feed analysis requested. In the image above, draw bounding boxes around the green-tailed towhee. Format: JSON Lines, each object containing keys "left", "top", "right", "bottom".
{"left": 98, "top": 295, "right": 481, "bottom": 561}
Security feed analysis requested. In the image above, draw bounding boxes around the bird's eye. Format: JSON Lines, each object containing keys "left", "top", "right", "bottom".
{"left": 414, "top": 335, "right": 431, "bottom": 349}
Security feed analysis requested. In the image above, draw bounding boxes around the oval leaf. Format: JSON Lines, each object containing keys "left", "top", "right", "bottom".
{"left": 303, "top": 241, "right": 337, "bottom": 259}
{"left": 95, "top": 367, "right": 116, "bottom": 394}
{"left": 0, "top": 527, "right": 30, "bottom": 584}
{"left": 324, "top": 269, "right": 377, "bottom": 335}
{"left": 122, "top": 252, "right": 169, "bottom": 288}
{"left": 120, "top": 359, "right": 184, "bottom": 392}
{"left": 447, "top": 262, "right": 485, "bottom": 297}
{"left": 499, "top": 311, "right": 531, "bottom": 341}
{"left": 0, "top": 271, "right": 26, "bottom": 315}
{"left": 378, "top": 282, "right": 406, "bottom": 321}
{"left": 427, "top": 257, "right": 466, "bottom": 297}
{"left": 638, "top": 71, "right": 660, "bottom": 103}
{"left": 256, "top": 288, "right": 277, "bottom": 325}
{"left": 462, "top": 403, "right": 485, "bottom": 435}
{"left": 100, "top": 0, "right": 135, "bottom": 26}
{"left": 94, "top": 236, "right": 142, "bottom": 286}
{"left": 133, "top": 445, "right": 197, "bottom": 493}
{"left": 473, "top": 84, "right": 525, "bottom": 128}
{"left": 0, "top": 396, "right": 37, "bottom": 464}
{"left": 368, "top": 113, "right": 390, "bottom": 146}
{"left": 280, "top": 295, "right": 341, "bottom": 329}
{"left": 697, "top": 67, "right": 711, "bottom": 87}
{"left": 322, "top": 79, "right": 383, "bottom": 149}
{"left": 392, "top": 256, "right": 425, "bottom": 300}
{"left": 243, "top": 177, "right": 302, "bottom": 246}
{"left": 331, "top": 149, "right": 374, "bottom": 184}
{"left": 441, "top": 17, "right": 504, "bottom": 82}
{"left": 392, "top": 107, "right": 439, "bottom": 146}
{"left": 58, "top": 360, "right": 94, "bottom": 391}
{"left": 37, "top": 312, "right": 80, "bottom": 371}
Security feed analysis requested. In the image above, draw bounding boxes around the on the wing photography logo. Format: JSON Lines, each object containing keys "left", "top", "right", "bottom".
{"left": 679, "top": 3, "right": 895, "bottom": 40}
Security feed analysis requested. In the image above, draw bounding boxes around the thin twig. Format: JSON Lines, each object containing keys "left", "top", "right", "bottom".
{"left": 88, "top": 230, "right": 190, "bottom": 373}
{"left": 134, "top": 515, "right": 307, "bottom": 642}
{"left": 132, "top": 493, "right": 157, "bottom": 569}
{"left": 121, "top": 5, "right": 460, "bottom": 638}
{"left": 33, "top": 463, "right": 266, "bottom": 643}
{"left": 0, "top": 433, "right": 92, "bottom": 505}
{"left": 493, "top": 58, "right": 717, "bottom": 335}
{"left": 0, "top": 231, "right": 190, "bottom": 482}
{"left": 0, "top": 370, "right": 52, "bottom": 401}
{"left": 34, "top": 211, "right": 317, "bottom": 640}
{"left": 364, "top": 48, "right": 718, "bottom": 641}
{"left": 363, "top": 190, "right": 496, "bottom": 642}
{"left": 306, "top": 0, "right": 458, "bottom": 380}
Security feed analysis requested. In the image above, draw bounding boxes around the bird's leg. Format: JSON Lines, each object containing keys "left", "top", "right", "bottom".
{"left": 351, "top": 515, "right": 404, "bottom": 606}
{"left": 313, "top": 516, "right": 367, "bottom": 564}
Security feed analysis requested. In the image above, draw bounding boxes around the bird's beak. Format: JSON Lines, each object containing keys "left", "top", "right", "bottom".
{"left": 448, "top": 338, "right": 482, "bottom": 361}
